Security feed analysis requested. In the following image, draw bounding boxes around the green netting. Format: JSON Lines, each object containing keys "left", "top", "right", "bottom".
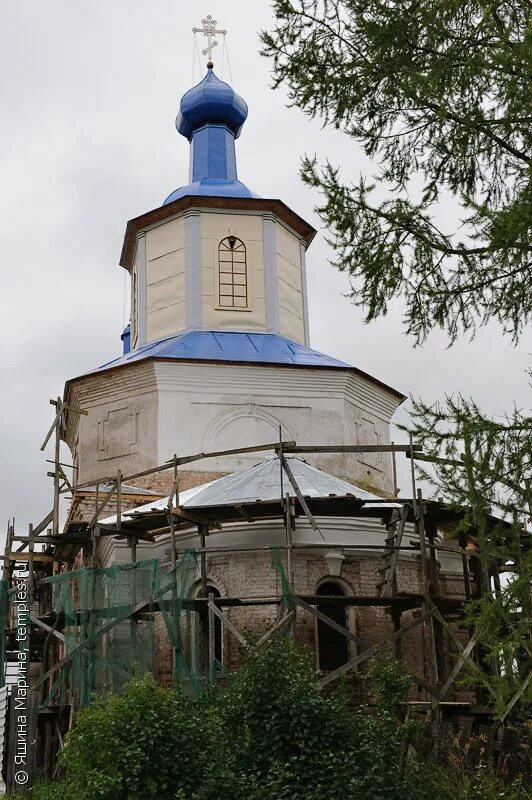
{"left": 270, "top": 546, "right": 295, "bottom": 611}
{"left": 0, "top": 578, "right": 9, "bottom": 688}
{"left": 39, "top": 550, "right": 200, "bottom": 710}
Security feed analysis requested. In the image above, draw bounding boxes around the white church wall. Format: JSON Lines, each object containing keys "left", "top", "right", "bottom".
{"left": 154, "top": 361, "right": 400, "bottom": 489}
{"left": 144, "top": 217, "right": 186, "bottom": 341}
{"left": 66, "top": 362, "right": 160, "bottom": 483}
{"left": 200, "top": 210, "right": 267, "bottom": 331}
{"left": 276, "top": 221, "right": 306, "bottom": 343}
{"left": 65, "top": 359, "right": 401, "bottom": 490}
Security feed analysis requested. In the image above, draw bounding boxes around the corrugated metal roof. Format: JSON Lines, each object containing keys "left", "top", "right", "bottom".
{"left": 184, "top": 456, "right": 381, "bottom": 508}
{"left": 99, "top": 480, "right": 217, "bottom": 525}
{"left": 89, "top": 330, "right": 352, "bottom": 375}
{"left": 99, "top": 457, "right": 392, "bottom": 527}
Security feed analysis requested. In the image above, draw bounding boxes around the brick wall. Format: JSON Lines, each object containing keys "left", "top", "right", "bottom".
{"left": 129, "top": 470, "right": 230, "bottom": 496}
{"left": 149, "top": 549, "right": 469, "bottom": 702}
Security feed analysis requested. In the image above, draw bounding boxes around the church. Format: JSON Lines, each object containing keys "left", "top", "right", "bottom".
{"left": 50, "top": 50, "right": 470, "bottom": 691}
{"left": 0, "top": 25, "right": 515, "bottom": 792}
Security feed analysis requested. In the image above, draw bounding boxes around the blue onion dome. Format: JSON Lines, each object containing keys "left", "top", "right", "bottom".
{"left": 163, "top": 66, "right": 257, "bottom": 205}
{"left": 177, "top": 67, "right": 248, "bottom": 141}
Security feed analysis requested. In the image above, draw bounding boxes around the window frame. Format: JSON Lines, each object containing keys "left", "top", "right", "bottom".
{"left": 215, "top": 236, "right": 251, "bottom": 312}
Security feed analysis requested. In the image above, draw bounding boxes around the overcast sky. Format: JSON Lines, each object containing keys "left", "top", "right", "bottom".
{"left": 1, "top": 1, "right": 530, "bottom": 537}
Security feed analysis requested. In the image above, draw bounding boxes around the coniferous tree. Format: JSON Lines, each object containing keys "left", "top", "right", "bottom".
{"left": 262, "top": 0, "right": 531, "bottom": 712}
{"left": 261, "top": 0, "right": 531, "bottom": 344}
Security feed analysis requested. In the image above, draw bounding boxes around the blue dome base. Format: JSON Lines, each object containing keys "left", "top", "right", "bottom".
{"left": 164, "top": 178, "right": 258, "bottom": 205}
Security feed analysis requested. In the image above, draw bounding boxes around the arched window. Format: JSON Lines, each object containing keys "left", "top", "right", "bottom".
{"left": 218, "top": 236, "right": 248, "bottom": 309}
{"left": 316, "top": 581, "right": 349, "bottom": 671}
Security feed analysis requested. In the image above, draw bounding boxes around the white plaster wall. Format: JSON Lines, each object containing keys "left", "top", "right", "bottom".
{"left": 154, "top": 361, "right": 401, "bottom": 491}
{"left": 276, "top": 222, "right": 305, "bottom": 343}
{"left": 145, "top": 218, "right": 186, "bottom": 341}
{"left": 67, "top": 362, "right": 159, "bottom": 483}
{"left": 66, "top": 360, "right": 401, "bottom": 493}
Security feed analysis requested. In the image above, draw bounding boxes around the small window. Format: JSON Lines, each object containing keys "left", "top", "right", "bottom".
{"left": 218, "top": 236, "right": 248, "bottom": 309}
{"left": 316, "top": 581, "right": 349, "bottom": 671}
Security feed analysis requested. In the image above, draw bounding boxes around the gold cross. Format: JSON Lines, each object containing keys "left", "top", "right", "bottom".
{"left": 193, "top": 15, "right": 226, "bottom": 65}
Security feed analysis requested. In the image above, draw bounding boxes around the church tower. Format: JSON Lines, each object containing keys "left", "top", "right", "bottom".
{"left": 63, "top": 55, "right": 405, "bottom": 497}
{"left": 125, "top": 64, "right": 313, "bottom": 349}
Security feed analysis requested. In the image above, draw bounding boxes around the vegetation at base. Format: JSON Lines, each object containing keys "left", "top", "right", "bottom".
{"left": 13, "top": 639, "right": 530, "bottom": 800}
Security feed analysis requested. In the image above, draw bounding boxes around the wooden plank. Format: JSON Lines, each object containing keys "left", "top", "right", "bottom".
{"left": 28, "top": 510, "right": 54, "bottom": 539}
{"left": 425, "top": 599, "right": 499, "bottom": 701}
{"left": 432, "top": 636, "right": 477, "bottom": 708}
{"left": 285, "top": 444, "right": 422, "bottom": 454}
{"left": 293, "top": 596, "right": 363, "bottom": 647}
{"left": 30, "top": 616, "right": 65, "bottom": 643}
{"left": 255, "top": 611, "right": 295, "bottom": 649}
{"left": 166, "top": 439, "right": 296, "bottom": 463}
{"left": 199, "top": 525, "right": 208, "bottom": 598}
{"left": 208, "top": 601, "right": 247, "bottom": 647}
{"left": 172, "top": 507, "right": 213, "bottom": 526}
{"left": 208, "top": 592, "right": 216, "bottom": 684}
{"left": 281, "top": 456, "right": 322, "bottom": 536}
{"left": 495, "top": 669, "right": 532, "bottom": 726}
{"left": 321, "top": 609, "right": 435, "bottom": 686}
{"left": 3, "top": 553, "right": 56, "bottom": 564}
{"left": 14, "top": 534, "right": 91, "bottom": 545}
{"left": 87, "top": 482, "right": 117, "bottom": 529}
{"left": 384, "top": 504, "right": 409, "bottom": 596}
{"left": 64, "top": 440, "right": 297, "bottom": 494}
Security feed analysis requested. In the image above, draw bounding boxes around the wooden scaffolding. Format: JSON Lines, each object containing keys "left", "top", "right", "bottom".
{"left": 1, "top": 404, "right": 530, "bottom": 791}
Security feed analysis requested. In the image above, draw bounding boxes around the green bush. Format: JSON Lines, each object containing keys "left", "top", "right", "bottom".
{"left": 59, "top": 673, "right": 235, "bottom": 800}
{"left": 20, "top": 639, "right": 529, "bottom": 800}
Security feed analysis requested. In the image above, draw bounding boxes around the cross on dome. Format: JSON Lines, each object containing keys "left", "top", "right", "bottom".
{"left": 192, "top": 14, "right": 226, "bottom": 67}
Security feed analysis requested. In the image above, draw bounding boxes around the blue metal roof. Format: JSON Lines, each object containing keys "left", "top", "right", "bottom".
{"left": 92, "top": 330, "right": 352, "bottom": 374}
{"left": 164, "top": 68, "right": 256, "bottom": 205}
{"left": 163, "top": 177, "right": 257, "bottom": 204}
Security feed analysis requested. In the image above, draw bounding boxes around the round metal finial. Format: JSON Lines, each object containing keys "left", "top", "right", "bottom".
{"left": 207, "top": 60, "right": 214, "bottom": 69}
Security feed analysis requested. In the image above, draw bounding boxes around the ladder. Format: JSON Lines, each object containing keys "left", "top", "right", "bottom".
{"left": 376, "top": 504, "right": 409, "bottom": 597}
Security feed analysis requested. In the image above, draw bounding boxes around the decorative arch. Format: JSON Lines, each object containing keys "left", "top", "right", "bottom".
{"left": 202, "top": 405, "right": 296, "bottom": 454}
{"left": 217, "top": 236, "right": 248, "bottom": 309}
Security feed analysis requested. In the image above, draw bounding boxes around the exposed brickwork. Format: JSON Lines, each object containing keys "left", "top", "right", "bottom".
{"left": 64, "top": 489, "right": 165, "bottom": 528}
{"left": 129, "top": 470, "right": 230, "bottom": 496}
{"left": 148, "top": 549, "right": 470, "bottom": 703}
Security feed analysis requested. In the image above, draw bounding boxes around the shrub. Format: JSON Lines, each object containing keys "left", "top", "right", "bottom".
{"left": 59, "top": 673, "right": 231, "bottom": 800}
{"left": 21, "top": 639, "right": 529, "bottom": 800}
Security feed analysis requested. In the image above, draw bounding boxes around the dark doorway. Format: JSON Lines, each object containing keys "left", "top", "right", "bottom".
{"left": 316, "top": 581, "right": 349, "bottom": 670}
